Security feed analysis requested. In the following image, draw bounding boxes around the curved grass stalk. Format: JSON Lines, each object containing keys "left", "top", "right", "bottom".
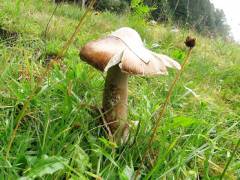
{"left": 220, "top": 138, "right": 240, "bottom": 180}
{"left": 135, "top": 38, "right": 196, "bottom": 179}
{"left": 5, "top": 0, "right": 96, "bottom": 160}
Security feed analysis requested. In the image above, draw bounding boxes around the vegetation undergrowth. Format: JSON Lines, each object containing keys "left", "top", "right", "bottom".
{"left": 0, "top": 0, "right": 239, "bottom": 179}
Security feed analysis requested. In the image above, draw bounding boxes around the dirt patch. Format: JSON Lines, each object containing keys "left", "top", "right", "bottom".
{"left": 38, "top": 53, "right": 62, "bottom": 67}
{"left": 0, "top": 27, "right": 19, "bottom": 46}
{"left": 44, "top": 53, "right": 58, "bottom": 65}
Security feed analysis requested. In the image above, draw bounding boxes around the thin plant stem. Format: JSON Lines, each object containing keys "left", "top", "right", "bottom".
{"left": 5, "top": 0, "right": 96, "bottom": 160}
{"left": 220, "top": 138, "right": 240, "bottom": 180}
{"left": 135, "top": 46, "right": 194, "bottom": 179}
{"left": 58, "top": 0, "right": 96, "bottom": 58}
{"left": 44, "top": 3, "right": 60, "bottom": 39}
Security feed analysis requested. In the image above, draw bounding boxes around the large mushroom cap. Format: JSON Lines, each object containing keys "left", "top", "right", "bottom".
{"left": 80, "top": 27, "right": 181, "bottom": 76}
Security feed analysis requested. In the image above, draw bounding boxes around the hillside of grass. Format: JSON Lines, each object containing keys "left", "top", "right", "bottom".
{"left": 0, "top": 1, "right": 239, "bottom": 179}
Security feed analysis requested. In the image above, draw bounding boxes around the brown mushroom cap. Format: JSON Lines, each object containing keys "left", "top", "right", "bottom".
{"left": 80, "top": 27, "right": 181, "bottom": 76}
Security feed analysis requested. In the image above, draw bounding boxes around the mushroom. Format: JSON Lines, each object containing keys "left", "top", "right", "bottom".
{"left": 80, "top": 27, "right": 181, "bottom": 143}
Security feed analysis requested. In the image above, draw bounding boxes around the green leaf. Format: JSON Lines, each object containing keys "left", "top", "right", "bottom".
{"left": 93, "top": 145, "right": 119, "bottom": 168}
{"left": 21, "top": 155, "right": 67, "bottom": 179}
{"left": 172, "top": 116, "right": 202, "bottom": 128}
{"left": 131, "top": 0, "right": 141, "bottom": 7}
{"left": 131, "top": 0, "right": 151, "bottom": 17}
{"left": 119, "top": 165, "right": 134, "bottom": 180}
{"left": 69, "top": 144, "right": 91, "bottom": 174}
{"left": 99, "top": 137, "right": 118, "bottom": 149}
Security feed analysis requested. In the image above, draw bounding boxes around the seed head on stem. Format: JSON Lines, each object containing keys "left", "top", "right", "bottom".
{"left": 134, "top": 36, "right": 196, "bottom": 179}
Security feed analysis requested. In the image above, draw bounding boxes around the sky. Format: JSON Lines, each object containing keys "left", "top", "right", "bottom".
{"left": 210, "top": 0, "right": 240, "bottom": 42}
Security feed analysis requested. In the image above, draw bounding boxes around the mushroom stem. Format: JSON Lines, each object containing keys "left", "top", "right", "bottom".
{"left": 102, "top": 64, "right": 129, "bottom": 143}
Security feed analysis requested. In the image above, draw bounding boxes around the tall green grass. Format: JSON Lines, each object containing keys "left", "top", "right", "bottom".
{"left": 0, "top": 0, "right": 239, "bottom": 179}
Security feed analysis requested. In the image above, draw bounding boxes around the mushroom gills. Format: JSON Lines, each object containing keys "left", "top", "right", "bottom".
{"left": 104, "top": 50, "right": 124, "bottom": 72}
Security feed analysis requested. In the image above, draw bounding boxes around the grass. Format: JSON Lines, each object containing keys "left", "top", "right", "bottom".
{"left": 0, "top": 0, "right": 239, "bottom": 179}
